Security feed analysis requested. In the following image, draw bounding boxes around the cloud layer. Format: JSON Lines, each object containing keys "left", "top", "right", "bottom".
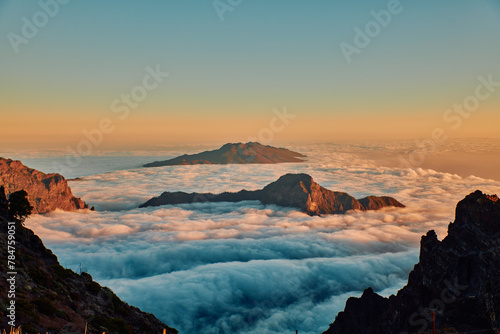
{"left": 24, "top": 142, "right": 500, "bottom": 334}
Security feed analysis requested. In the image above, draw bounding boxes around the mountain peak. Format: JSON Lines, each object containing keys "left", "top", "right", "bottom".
{"left": 274, "top": 173, "right": 313, "bottom": 185}
{"left": 143, "top": 142, "right": 307, "bottom": 167}
{"left": 446, "top": 189, "right": 500, "bottom": 250}
{"left": 262, "top": 173, "right": 362, "bottom": 215}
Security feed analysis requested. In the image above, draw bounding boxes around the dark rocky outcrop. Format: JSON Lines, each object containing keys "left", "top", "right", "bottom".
{"left": 143, "top": 142, "right": 307, "bottom": 167}
{"left": 0, "top": 158, "right": 92, "bottom": 214}
{"left": 140, "top": 173, "right": 404, "bottom": 215}
{"left": 0, "top": 187, "right": 176, "bottom": 334}
{"left": 0, "top": 186, "right": 9, "bottom": 219}
{"left": 358, "top": 196, "right": 406, "bottom": 211}
{"left": 323, "top": 190, "right": 500, "bottom": 334}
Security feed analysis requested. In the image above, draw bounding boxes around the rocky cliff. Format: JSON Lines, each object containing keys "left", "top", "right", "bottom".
{"left": 143, "top": 142, "right": 307, "bottom": 167}
{"left": 140, "top": 173, "right": 404, "bottom": 215}
{"left": 0, "top": 187, "right": 176, "bottom": 334}
{"left": 0, "top": 158, "right": 91, "bottom": 214}
{"left": 323, "top": 190, "right": 500, "bottom": 334}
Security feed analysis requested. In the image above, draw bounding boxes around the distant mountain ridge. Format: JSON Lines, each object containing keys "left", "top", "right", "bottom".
{"left": 0, "top": 158, "right": 92, "bottom": 214}
{"left": 140, "top": 173, "right": 404, "bottom": 215}
{"left": 143, "top": 142, "right": 307, "bottom": 167}
{"left": 322, "top": 190, "right": 500, "bottom": 333}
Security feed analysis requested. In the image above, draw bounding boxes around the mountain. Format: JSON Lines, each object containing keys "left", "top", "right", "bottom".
{"left": 258, "top": 173, "right": 364, "bottom": 214}
{"left": 322, "top": 190, "right": 500, "bottom": 334}
{"left": 140, "top": 173, "right": 405, "bottom": 215}
{"left": 0, "top": 187, "right": 177, "bottom": 334}
{"left": 143, "top": 142, "right": 307, "bottom": 167}
{"left": 0, "top": 158, "right": 92, "bottom": 214}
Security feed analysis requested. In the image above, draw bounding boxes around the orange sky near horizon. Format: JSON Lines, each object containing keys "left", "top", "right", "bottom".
{"left": 2, "top": 104, "right": 500, "bottom": 151}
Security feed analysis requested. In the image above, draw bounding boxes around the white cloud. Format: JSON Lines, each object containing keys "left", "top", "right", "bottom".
{"left": 22, "top": 141, "right": 500, "bottom": 334}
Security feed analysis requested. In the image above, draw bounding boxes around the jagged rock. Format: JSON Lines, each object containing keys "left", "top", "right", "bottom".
{"left": 323, "top": 190, "right": 500, "bottom": 334}
{"left": 0, "top": 158, "right": 90, "bottom": 214}
{"left": 0, "top": 187, "right": 176, "bottom": 334}
{"left": 140, "top": 173, "right": 404, "bottom": 215}
{"left": 143, "top": 142, "right": 307, "bottom": 167}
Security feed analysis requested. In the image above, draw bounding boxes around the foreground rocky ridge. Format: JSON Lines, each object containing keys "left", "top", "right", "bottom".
{"left": 323, "top": 190, "right": 500, "bottom": 334}
{"left": 0, "top": 158, "right": 91, "bottom": 214}
{"left": 0, "top": 188, "right": 177, "bottom": 333}
{"left": 143, "top": 142, "right": 307, "bottom": 167}
{"left": 140, "top": 173, "right": 404, "bottom": 215}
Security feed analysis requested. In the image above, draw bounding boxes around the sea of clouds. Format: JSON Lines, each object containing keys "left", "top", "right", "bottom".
{"left": 23, "top": 142, "right": 500, "bottom": 334}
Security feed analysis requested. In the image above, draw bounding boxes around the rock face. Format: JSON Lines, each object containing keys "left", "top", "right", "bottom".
{"left": 143, "top": 142, "right": 307, "bottom": 167}
{"left": 0, "top": 187, "right": 177, "bottom": 334}
{"left": 358, "top": 196, "right": 405, "bottom": 211}
{"left": 323, "top": 190, "right": 500, "bottom": 334}
{"left": 140, "top": 173, "right": 404, "bottom": 215}
{"left": 259, "top": 174, "right": 364, "bottom": 215}
{"left": 0, "top": 158, "right": 91, "bottom": 214}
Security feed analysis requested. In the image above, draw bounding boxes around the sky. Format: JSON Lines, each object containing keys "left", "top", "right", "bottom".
{"left": 1, "top": 0, "right": 500, "bottom": 149}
